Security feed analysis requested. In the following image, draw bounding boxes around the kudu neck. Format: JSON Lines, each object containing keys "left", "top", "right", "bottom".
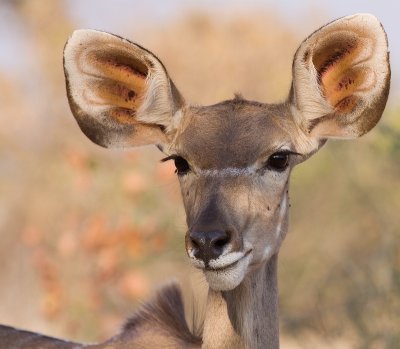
{"left": 202, "top": 254, "right": 279, "bottom": 349}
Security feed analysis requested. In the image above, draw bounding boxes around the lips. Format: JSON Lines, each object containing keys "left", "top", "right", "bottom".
{"left": 205, "top": 249, "right": 253, "bottom": 271}
{"left": 203, "top": 250, "right": 253, "bottom": 291}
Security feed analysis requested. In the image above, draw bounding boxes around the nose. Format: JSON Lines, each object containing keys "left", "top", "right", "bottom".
{"left": 189, "top": 230, "right": 231, "bottom": 264}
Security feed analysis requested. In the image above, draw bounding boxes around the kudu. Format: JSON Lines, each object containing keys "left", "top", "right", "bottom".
{"left": 0, "top": 13, "right": 390, "bottom": 349}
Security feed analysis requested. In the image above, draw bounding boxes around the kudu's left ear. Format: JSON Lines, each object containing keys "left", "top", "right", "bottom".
{"left": 64, "top": 29, "right": 184, "bottom": 148}
{"left": 289, "top": 13, "right": 390, "bottom": 140}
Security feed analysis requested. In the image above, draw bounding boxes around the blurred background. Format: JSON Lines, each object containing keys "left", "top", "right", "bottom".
{"left": 0, "top": 1, "right": 399, "bottom": 348}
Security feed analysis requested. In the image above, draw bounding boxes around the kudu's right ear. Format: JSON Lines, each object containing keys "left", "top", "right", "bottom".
{"left": 289, "top": 13, "right": 390, "bottom": 142}
{"left": 63, "top": 29, "right": 184, "bottom": 148}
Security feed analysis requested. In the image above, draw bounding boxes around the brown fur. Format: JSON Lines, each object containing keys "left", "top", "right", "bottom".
{"left": 119, "top": 283, "right": 201, "bottom": 347}
{"left": 86, "top": 284, "right": 201, "bottom": 349}
{"left": 0, "top": 325, "right": 82, "bottom": 349}
{"left": 0, "top": 285, "right": 200, "bottom": 349}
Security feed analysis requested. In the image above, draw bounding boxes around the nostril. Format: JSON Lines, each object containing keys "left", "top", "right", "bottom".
{"left": 189, "top": 231, "right": 204, "bottom": 248}
{"left": 213, "top": 235, "right": 229, "bottom": 249}
{"left": 210, "top": 231, "right": 231, "bottom": 254}
{"left": 190, "top": 237, "right": 200, "bottom": 250}
{"left": 189, "top": 230, "right": 232, "bottom": 262}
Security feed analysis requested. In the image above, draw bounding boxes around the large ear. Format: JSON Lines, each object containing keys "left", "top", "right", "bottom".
{"left": 289, "top": 13, "right": 390, "bottom": 140}
{"left": 63, "top": 29, "right": 184, "bottom": 148}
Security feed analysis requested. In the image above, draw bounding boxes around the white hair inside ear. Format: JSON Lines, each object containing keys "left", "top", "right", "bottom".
{"left": 290, "top": 13, "right": 390, "bottom": 140}
{"left": 63, "top": 29, "right": 185, "bottom": 148}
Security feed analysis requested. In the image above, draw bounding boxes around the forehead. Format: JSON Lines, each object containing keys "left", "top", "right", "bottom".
{"left": 174, "top": 99, "right": 294, "bottom": 169}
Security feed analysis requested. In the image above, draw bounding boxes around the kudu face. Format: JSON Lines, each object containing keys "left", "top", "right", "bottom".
{"left": 63, "top": 14, "right": 390, "bottom": 291}
{"left": 172, "top": 103, "right": 302, "bottom": 290}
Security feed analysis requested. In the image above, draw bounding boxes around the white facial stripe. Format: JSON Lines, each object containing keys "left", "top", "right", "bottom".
{"left": 198, "top": 167, "right": 255, "bottom": 177}
{"left": 195, "top": 146, "right": 294, "bottom": 178}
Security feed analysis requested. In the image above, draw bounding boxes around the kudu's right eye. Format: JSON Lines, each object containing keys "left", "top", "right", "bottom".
{"left": 161, "top": 155, "right": 190, "bottom": 176}
{"left": 174, "top": 156, "right": 190, "bottom": 175}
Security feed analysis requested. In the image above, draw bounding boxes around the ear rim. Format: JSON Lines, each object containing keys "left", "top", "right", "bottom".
{"left": 63, "top": 29, "right": 185, "bottom": 149}
{"left": 289, "top": 13, "right": 390, "bottom": 141}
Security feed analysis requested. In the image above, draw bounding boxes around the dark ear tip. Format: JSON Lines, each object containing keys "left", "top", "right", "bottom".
{"left": 65, "top": 89, "right": 111, "bottom": 149}
{"left": 72, "top": 112, "right": 111, "bottom": 148}
{"left": 79, "top": 127, "right": 110, "bottom": 148}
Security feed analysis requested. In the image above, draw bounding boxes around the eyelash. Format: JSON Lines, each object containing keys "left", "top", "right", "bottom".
{"left": 161, "top": 155, "right": 191, "bottom": 176}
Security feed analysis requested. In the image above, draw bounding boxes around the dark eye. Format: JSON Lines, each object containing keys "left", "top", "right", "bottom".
{"left": 267, "top": 152, "right": 290, "bottom": 172}
{"left": 174, "top": 156, "right": 190, "bottom": 175}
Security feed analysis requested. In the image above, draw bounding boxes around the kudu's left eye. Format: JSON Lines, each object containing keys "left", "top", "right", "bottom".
{"left": 267, "top": 152, "right": 290, "bottom": 172}
{"left": 173, "top": 156, "right": 190, "bottom": 175}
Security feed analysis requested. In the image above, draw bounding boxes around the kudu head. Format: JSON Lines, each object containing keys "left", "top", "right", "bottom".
{"left": 64, "top": 14, "right": 390, "bottom": 291}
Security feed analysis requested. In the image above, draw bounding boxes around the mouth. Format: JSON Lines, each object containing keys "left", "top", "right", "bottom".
{"left": 205, "top": 249, "right": 253, "bottom": 272}
{"left": 201, "top": 249, "right": 253, "bottom": 291}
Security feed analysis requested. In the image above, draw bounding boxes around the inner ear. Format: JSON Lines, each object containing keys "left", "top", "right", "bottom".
{"left": 64, "top": 30, "right": 185, "bottom": 148}
{"left": 290, "top": 14, "right": 390, "bottom": 140}
{"left": 80, "top": 48, "right": 150, "bottom": 116}
{"left": 312, "top": 32, "right": 375, "bottom": 114}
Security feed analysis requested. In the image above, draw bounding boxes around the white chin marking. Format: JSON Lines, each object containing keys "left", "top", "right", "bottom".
{"left": 204, "top": 253, "right": 252, "bottom": 291}
{"left": 262, "top": 245, "right": 273, "bottom": 260}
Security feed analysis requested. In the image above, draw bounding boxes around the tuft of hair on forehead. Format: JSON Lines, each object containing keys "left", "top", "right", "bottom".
{"left": 233, "top": 92, "right": 244, "bottom": 100}
{"left": 216, "top": 96, "right": 266, "bottom": 111}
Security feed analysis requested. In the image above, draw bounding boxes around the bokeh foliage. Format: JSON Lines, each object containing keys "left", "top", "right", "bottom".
{"left": 0, "top": 1, "right": 398, "bottom": 348}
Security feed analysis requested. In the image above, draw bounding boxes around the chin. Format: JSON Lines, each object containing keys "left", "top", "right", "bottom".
{"left": 204, "top": 253, "right": 252, "bottom": 291}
